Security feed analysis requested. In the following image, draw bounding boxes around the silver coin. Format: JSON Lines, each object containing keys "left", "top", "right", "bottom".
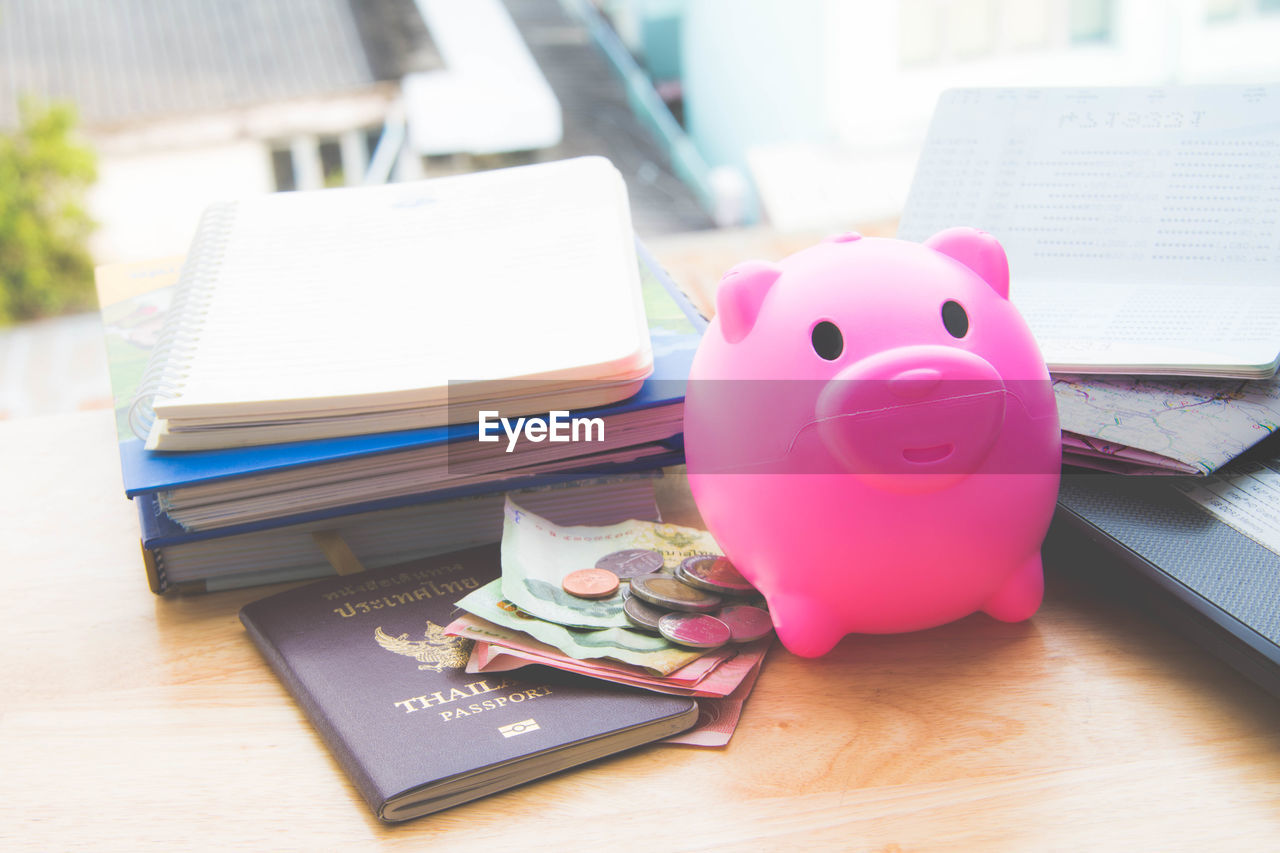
{"left": 622, "top": 594, "right": 668, "bottom": 633}
{"left": 716, "top": 604, "right": 774, "bottom": 643}
{"left": 675, "top": 555, "right": 756, "bottom": 595}
{"left": 628, "top": 572, "right": 723, "bottom": 613}
{"left": 658, "top": 612, "right": 732, "bottom": 649}
{"left": 595, "top": 548, "right": 666, "bottom": 579}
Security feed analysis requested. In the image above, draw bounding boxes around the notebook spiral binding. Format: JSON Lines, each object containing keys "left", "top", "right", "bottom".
{"left": 128, "top": 202, "right": 237, "bottom": 441}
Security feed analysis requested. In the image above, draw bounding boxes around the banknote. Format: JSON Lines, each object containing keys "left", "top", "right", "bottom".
{"left": 499, "top": 497, "right": 722, "bottom": 630}
{"left": 467, "top": 624, "right": 734, "bottom": 688}
{"left": 447, "top": 611, "right": 764, "bottom": 696}
{"left": 447, "top": 623, "right": 767, "bottom": 747}
{"left": 453, "top": 577, "right": 706, "bottom": 675}
{"left": 465, "top": 638, "right": 723, "bottom": 697}
{"left": 663, "top": 656, "right": 764, "bottom": 748}
{"left": 469, "top": 637, "right": 768, "bottom": 700}
{"left": 471, "top": 637, "right": 764, "bottom": 748}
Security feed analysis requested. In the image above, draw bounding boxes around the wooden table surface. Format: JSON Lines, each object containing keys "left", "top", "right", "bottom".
{"left": 3, "top": 410, "right": 1280, "bottom": 851}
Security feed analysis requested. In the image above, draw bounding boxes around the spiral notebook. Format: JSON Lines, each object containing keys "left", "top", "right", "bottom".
{"left": 130, "top": 156, "right": 653, "bottom": 451}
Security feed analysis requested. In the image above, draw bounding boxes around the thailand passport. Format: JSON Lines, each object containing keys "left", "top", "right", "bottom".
{"left": 240, "top": 544, "right": 698, "bottom": 822}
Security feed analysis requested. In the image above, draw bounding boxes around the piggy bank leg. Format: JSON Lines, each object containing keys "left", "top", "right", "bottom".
{"left": 981, "top": 553, "right": 1044, "bottom": 623}
{"left": 768, "top": 594, "right": 847, "bottom": 658}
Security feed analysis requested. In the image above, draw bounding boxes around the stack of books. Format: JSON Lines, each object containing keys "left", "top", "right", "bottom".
{"left": 99, "top": 157, "right": 706, "bottom": 593}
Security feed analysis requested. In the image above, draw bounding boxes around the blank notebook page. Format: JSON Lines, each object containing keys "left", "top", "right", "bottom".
{"left": 148, "top": 156, "right": 649, "bottom": 420}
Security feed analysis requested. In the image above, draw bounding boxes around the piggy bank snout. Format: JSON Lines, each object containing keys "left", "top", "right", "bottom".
{"left": 887, "top": 367, "right": 943, "bottom": 400}
{"left": 815, "top": 347, "right": 1006, "bottom": 482}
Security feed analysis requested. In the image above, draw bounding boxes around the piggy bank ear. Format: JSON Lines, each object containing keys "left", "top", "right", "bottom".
{"left": 925, "top": 227, "right": 1009, "bottom": 300}
{"left": 715, "top": 260, "right": 783, "bottom": 343}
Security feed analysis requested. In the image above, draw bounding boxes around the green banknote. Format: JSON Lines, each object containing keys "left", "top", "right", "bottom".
{"left": 455, "top": 578, "right": 704, "bottom": 675}
{"left": 499, "top": 497, "right": 721, "bottom": 629}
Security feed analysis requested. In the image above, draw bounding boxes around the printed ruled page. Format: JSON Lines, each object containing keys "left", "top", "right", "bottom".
{"left": 154, "top": 156, "right": 648, "bottom": 419}
{"left": 899, "top": 86, "right": 1280, "bottom": 376}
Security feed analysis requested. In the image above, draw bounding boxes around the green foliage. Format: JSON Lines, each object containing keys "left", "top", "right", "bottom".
{"left": 0, "top": 98, "right": 98, "bottom": 324}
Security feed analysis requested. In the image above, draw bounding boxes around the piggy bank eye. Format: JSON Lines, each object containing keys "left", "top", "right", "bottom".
{"left": 942, "top": 300, "right": 968, "bottom": 338}
{"left": 811, "top": 320, "right": 843, "bottom": 360}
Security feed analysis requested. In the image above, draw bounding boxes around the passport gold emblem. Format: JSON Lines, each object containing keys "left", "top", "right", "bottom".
{"left": 498, "top": 719, "right": 541, "bottom": 737}
{"left": 374, "top": 622, "right": 471, "bottom": 672}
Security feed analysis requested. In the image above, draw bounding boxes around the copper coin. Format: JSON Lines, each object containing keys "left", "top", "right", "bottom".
{"left": 716, "top": 604, "right": 774, "bottom": 643}
{"left": 658, "top": 613, "right": 731, "bottom": 649}
{"left": 561, "top": 568, "right": 620, "bottom": 600}
{"left": 675, "top": 555, "right": 755, "bottom": 595}
{"left": 595, "top": 548, "right": 665, "bottom": 579}
{"left": 628, "top": 573, "right": 722, "bottom": 613}
{"left": 623, "top": 594, "right": 668, "bottom": 633}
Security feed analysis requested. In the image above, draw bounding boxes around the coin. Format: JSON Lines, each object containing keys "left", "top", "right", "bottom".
{"left": 561, "top": 568, "right": 620, "bottom": 600}
{"left": 675, "top": 555, "right": 755, "bottom": 595}
{"left": 629, "top": 573, "right": 723, "bottom": 612}
{"left": 658, "top": 612, "right": 731, "bottom": 649}
{"left": 623, "top": 594, "right": 668, "bottom": 633}
{"left": 594, "top": 548, "right": 665, "bottom": 579}
{"left": 716, "top": 604, "right": 774, "bottom": 643}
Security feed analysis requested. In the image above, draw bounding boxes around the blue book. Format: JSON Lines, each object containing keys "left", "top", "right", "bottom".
{"left": 134, "top": 448, "right": 685, "bottom": 548}
{"left": 141, "top": 472, "right": 669, "bottom": 594}
{"left": 99, "top": 239, "right": 705, "bottom": 499}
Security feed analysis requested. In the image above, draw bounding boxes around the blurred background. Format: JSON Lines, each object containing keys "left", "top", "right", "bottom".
{"left": 2, "top": 0, "right": 1279, "bottom": 419}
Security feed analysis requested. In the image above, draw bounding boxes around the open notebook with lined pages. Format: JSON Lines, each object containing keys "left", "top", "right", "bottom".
{"left": 899, "top": 85, "right": 1280, "bottom": 378}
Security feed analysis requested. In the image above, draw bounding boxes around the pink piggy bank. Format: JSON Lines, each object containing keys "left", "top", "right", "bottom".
{"left": 684, "top": 228, "right": 1061, "bottom": 657}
